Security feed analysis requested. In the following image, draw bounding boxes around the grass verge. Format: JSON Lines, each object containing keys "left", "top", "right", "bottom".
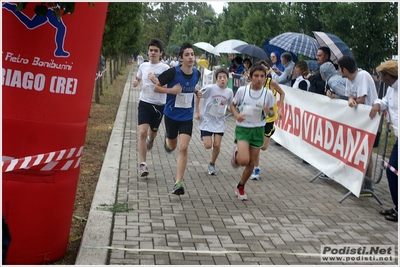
{"left": 50, "top": 62, "right": 131, "bottom": 265}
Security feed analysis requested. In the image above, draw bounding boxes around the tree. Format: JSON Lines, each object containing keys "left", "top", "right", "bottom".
{"left": 99, "top": 2, "right": 141, "bottom": 100}
{"left": 141, "top": 2, "right": 216, "bottom": 55}
{"left": 15, "top": 2, "right": 82, "bottom": 20}
{"left": 128, "top": 2, "right": 397, "bottom": 72}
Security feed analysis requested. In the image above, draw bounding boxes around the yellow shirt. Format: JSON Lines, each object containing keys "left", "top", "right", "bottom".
{"left": 197, "top": 58, "right": 209, "bottom": 70}
{"left": 265, "top": 78, "right": 278, "bottom": 123}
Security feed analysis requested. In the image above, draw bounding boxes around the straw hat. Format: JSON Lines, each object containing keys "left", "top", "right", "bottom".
{"left": 376, "top": 60, "right": 398, "bottom": 76}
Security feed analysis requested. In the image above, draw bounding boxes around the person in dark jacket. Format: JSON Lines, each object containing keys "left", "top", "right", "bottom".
{"left": 228, "top": 53, "right": 236, "bottom": 72}
{"left": 305, "top": 47, "right": 335, "bottom": 95}
{"left": 3, "top": 216, "right": 11, "bottom": 265}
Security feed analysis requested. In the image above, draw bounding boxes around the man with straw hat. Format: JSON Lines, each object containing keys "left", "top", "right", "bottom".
{"left": 369, "top": 60, "right": 398, "bottom": 222}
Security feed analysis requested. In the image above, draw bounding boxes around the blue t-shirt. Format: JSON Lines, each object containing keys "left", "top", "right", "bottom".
{"left": 235, "top": 64, "right": 245, "bottom": 74}
{"left": 159, "top": 66, "right": 200, "bottom": 121}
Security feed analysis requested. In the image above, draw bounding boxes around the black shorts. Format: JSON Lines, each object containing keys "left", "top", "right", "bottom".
{"left": 264, "top": 121, "right": 275, "bottom": 138}
{"left": 200, "top": 130, "right": 224, "bottom": 138}
{"left": 164, "top": 115, "right": 193, "bottom": 139}
{"left": 138, "top": 101, "right": 164, "bottom": 132}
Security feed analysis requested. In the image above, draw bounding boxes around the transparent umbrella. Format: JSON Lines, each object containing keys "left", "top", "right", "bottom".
{"left": 194, "top": 42, "right": 220, "bottom": 56}
{"left": 212, "top": 39, "right": 248, "bottom": 54}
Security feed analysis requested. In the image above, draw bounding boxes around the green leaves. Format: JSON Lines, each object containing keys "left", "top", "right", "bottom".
{"left": 14, "top": 2, "right": 95, "bottom": 21}
{"left": 33, "top": 3, "right": 48, "bottom": 16}
{"left": 15, "top": 2, "right": 28, "bottom": 12}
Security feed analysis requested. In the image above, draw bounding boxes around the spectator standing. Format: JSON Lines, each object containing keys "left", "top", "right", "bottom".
{"left": 161, "top": 55, "right": 168, "bottom": 64}
{"left": 291, "top": 60, "right": 311, "bottom": 91}
{"left": 233, "top": 56, "right": 245, "bottom": 74}
{"left": 132, "top": 38, "right": 170, "bottom": 177}
{"left": 168, "top": 54, "right": 174, "bottom": 64}
{"left": 194, "top": 68, "right": 234, "bottom": 175}
{"left": 197, "top": 54, "right": 210, "bottom": 70}
{"left": 154, "top": 42, "right": 202, "bottom": 196}
{"left": 228, "top": 53, "right": 236, "bottom": 72}
{"left": 169, "top": 56, "right": 179, "bottom": 67}
{"left": 270, "top": 51, "right": 284, "bottom": 72}
{"left": 242, "top": 58, "right": 252, "bottom": 77}
{"left": 320, "top": 61, "right": 348, "bottom": 100}
{"left": 137, "top": 53, "right": 144, "bottom": 66}
{"left": 337, "top": 55, "right": 378, "bottom": 195}
{"left": 2, "top": 216, "right": 11, "bottom": 265}
{"left": 305, "top": 47, "right": 333, "bottom": 95}
{"left": 229, "top": 64, "right": 275, "bottom": 200}
{"left": 271, "top": 52, "right": 295, "bottom": 86}
{"left": 369, "top": 60, "right": 398, "bottom": 222}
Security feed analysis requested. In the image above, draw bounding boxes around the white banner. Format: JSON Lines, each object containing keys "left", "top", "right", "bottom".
{"left": 272, "top": 86, "right": 381, "bottom": 197}
{"left": 198, "top": 66, "right": 214, "bottom": 88}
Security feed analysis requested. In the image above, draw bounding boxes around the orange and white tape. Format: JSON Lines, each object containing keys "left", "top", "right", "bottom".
{"left": 382, "top": 159, "right": 398, "bottom": 175}
{"left": 95, "top": 68, "right": 107, "bottom": 81}
{"left": 2, "top": 146, "right": 83, "bottom": 173}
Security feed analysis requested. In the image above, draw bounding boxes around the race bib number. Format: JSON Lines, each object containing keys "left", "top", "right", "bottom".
{"left": 175, "top": 93, "right": 193, "bottom": 108}
{"left": 143, "top": 84, "right": 157, "bottom": 99}
{"left": 242, "top": 105, "right": 262, "bottom": 123}
{"left": 208, "top": 102, "right": 226, "bottom": 118}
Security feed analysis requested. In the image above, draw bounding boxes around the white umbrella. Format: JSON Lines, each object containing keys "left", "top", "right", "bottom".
{"left": 212, "top": 39, "right": 248, "bottom": 54}
{"left": 194, "top": 42, "right": 220, "bottom": 56}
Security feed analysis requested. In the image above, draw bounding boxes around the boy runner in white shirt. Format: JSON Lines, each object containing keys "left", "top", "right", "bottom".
{"left": 133, "top": 38, "right": 170, "bottom": 177}
{"left": 194, "top": 68, "right": 234, "bottom": 175}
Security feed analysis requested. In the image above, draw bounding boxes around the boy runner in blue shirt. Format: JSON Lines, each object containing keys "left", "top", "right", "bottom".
{"left": 154, "top": 42, "right": 202, "bottom": 196}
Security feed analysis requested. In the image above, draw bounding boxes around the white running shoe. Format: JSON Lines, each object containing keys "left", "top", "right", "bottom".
{"left": 208, "top": 164, "right": 217, "bottom": 175}
{"left": 140, "top": 163, "right": 149, "bottom": 177}
{"left": 250, "top": 167, "right": 260, "bottom": 180}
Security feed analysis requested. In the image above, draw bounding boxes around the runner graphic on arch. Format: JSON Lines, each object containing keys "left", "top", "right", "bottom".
{"left": 2, "top": 2, "right": 70, "bottom": 57}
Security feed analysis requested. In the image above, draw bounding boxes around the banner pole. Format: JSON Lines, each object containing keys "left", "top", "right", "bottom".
{"left": 339, "top": 175, "right": 384, "bottom": 204}
{"left": 309, "top": 171, "right": 324, "bottom": 182}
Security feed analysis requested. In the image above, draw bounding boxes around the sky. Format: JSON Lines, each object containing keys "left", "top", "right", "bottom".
{"left": 206, "top": 1, "right": 227, "bottom": 14}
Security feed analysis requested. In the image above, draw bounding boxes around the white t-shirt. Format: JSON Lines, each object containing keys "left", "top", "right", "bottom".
{"left": 137, "top": 62, "right": 170, "bottom": 105}
{"left": 292, "top": 75, "right": 310, "bottom": 91}
{"left": 374, "top": 80, "right": 398, "bottom": 137}
{"left": 346, "top": 70, "right": 378, "bottom": 106}
{"left": 233, "top": 85, "right": 275, "bottom": 128}
{"left": 137, "top": 55, "right": 144, "bottom": 65}
{"left": 170, "top": 60, "right": 179, "bottom": 67}
{"left": 198, "top": 84, "right": 234, "bottom": 133}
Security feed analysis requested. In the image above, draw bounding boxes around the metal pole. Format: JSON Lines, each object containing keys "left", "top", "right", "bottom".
{"left": 211, "top": 25, "right": 216, "bottom": 69}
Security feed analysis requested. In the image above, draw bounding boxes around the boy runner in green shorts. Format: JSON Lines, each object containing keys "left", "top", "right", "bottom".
{"left": 251, "top": 60, "right": 285, "bottom": 180}
{"left": 229, "top": 64, "right": 275, "bottom": 200}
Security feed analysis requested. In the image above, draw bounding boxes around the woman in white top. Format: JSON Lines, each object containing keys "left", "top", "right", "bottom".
{"left": 291, "top": 60, "right": 311, "bottom": 91}
{"left": 169, "top": 56, "right": 179, "bottom": 67}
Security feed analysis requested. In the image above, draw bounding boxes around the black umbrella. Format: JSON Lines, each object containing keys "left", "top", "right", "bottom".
{"left": 233, "top": 44, "right": 269, "bottom": 60}
{"left": 170, "top": 45, "right": 180, "bottom": 52}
